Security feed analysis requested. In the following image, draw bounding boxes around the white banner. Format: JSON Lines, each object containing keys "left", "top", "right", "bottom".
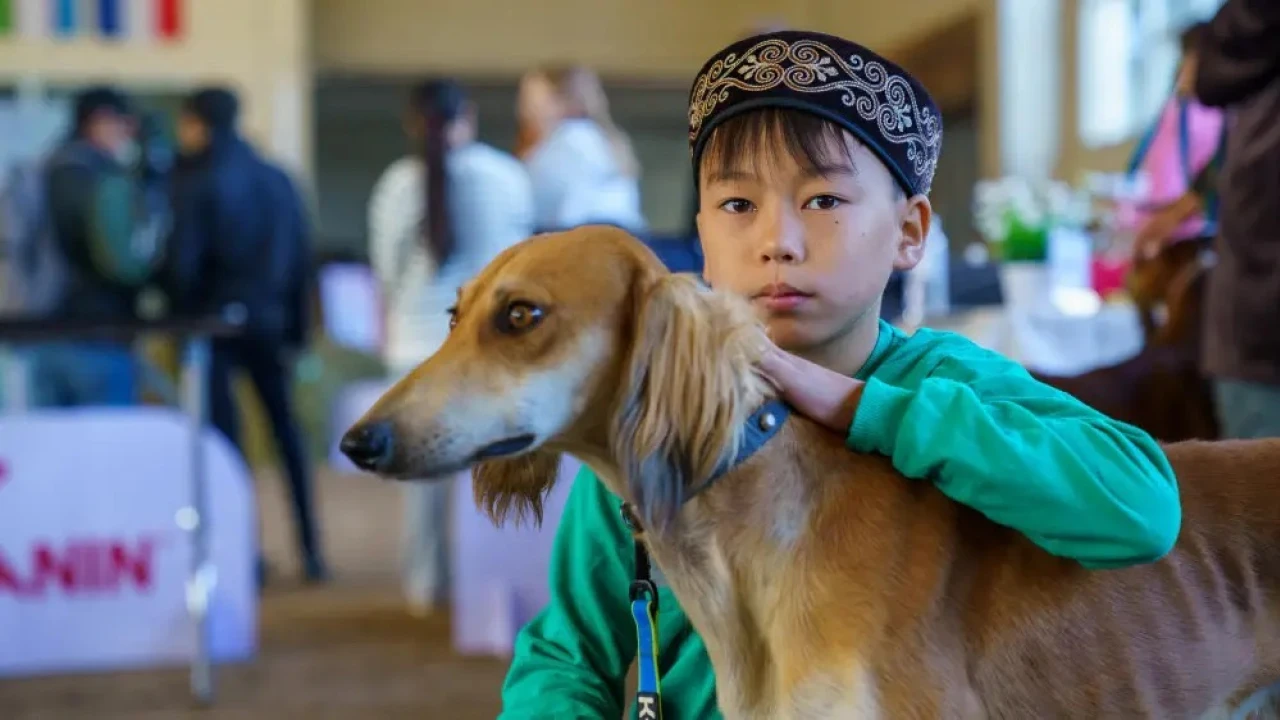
{"left": 0, "top": 408, "right": 258, "bottom": 677}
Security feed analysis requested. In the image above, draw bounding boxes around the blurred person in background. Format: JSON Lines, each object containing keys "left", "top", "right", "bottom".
{"left": 1126, "top": 22, "right": 1225, "bottom": 262}
{"left": 166, "top": 86, "right": 327, "bottom": 584}
{"left": 2, "top": 86, "right": 168, "bottom": 406}
{"left": 517, "top": 65, "right": 646, "bottom": 232}
{"left": 1191, "top": 0, "right": 1280, "bottom": 440}
{"left": 367, "top": 78, "right": 534, "bottom": 616}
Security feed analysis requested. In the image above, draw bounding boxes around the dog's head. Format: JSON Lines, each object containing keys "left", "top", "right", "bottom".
{"left": 341, "top": 226, "right": 772, "bottom": 532}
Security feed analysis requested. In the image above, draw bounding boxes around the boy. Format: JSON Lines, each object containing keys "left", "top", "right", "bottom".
{"left": 500, "top": 30, "right": 1179, "bottom": 719}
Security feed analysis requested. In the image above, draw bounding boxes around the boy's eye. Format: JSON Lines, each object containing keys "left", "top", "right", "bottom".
{"left": 718, "top": 198, "right": 754, "bottom": 214}
{"left": 803, "top": 194, "right": 843, "bottom": 211}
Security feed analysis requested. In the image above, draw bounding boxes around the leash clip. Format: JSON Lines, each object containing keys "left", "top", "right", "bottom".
{"left": 624, "top": 501, "right": 664, "bottom": 719}
{"left": 630, "top": 578, "right": 659, "bottom": 606}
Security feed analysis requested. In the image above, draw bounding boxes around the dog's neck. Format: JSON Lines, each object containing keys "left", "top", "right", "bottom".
{"left": 684, "top": 399, "right": 792, "bottom": 499}
{"left": 571, "top": 391, "right": 783, "bottom": 506}
{"left": 564, "top": 361, "right": 797, "bottom": 716}
{"left": 554, "top": 277, "right": 808, "bottom": 713}
{"left": 573, "top": 372, "right": 777, "bottom": 517}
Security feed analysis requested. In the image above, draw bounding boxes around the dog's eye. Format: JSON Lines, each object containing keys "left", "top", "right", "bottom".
{"left": 497, "top": 301, "right": 544, "bottom": 334}
{"left": 446, "top": 306, "right": 458, "bottom": 331}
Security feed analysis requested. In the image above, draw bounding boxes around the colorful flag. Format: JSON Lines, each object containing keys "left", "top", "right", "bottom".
{"left": 19, "top": 0, "right": 44, "bottom": 37}
{"left": 0, "top": 0, "right": 184, "bottom": 41}
{"left": 51, "top": 0, "right": 75, "bottom": 37}
{"left": 125, "top": 0, "right": 152, "bottom": 41}
{"left": 155, "top": 0, "right": 179, "bottom": 40}
{"left": 0, "top": 0, "right": 13, "bottom": 36}
{"left": 97, "top": 0, "right": 121, "bottom": 38}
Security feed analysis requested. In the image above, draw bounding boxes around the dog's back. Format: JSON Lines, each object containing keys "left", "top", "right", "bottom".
{"left": 742, "top": 428, "right": 1280, "bottom": 718}
{"left": 959, "top": 439, "right": 1280, "bottom": 717}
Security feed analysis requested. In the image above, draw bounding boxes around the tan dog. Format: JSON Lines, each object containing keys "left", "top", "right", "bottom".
{"left": 344, "top": 226, "right": 1280, "bottom": 719}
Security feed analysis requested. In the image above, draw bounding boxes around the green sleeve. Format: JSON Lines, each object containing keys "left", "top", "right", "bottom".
{"left": 499, "top": 466, "right": 636, "bottom": 718}
{"left": 846, "top": 338, "right": 1181, "bottom": 570}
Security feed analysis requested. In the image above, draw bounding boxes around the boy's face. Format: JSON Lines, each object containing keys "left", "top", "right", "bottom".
{"left": 696, "top": 129, "right": 930, "bottom": 355}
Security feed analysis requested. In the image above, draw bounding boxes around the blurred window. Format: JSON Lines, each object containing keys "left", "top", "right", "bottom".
{"left": 1078, "top": 0, "right": 1225, "bottom": 148}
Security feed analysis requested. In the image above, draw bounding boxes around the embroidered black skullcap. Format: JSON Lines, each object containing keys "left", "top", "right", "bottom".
{"left": 689, "top": 30, "right": 943, "bottom": 196}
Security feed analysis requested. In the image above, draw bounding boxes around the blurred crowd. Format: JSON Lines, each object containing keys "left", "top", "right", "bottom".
{"left": 0, "top": 62, "right": 649, "bottom": 611}
{"left": 367, "top": 65, "right": 646, "bottom": 614}
{"left": 1, "top": 84, "right": 325, "bottom": 583}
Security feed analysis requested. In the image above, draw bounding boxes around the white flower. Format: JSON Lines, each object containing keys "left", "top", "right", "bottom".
{"left": 971, "top": 175, "right": 1099, "bottom": 241}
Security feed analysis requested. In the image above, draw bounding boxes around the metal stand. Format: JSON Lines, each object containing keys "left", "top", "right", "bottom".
{"left": 0, "top": 345, "right": 29, "bottom": 414}
{"left": 0, "top": 315, "right": 241, "bottom": 705}
{"left": 180, "top": 336, "right": 216, "bottom": 705}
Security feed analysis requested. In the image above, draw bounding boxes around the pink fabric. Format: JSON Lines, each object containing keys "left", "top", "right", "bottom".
{"left": 1092, "top": 256, "right": 1130, "bottom": 299}
{"left": 1115, "top": 99, "right": 1224, "bottom": 242}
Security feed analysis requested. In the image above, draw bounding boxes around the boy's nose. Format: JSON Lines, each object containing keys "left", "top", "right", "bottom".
{"left": 760, "top": 232, "right": 805, "bottom": 264}
{"left": 758, "top": 211, "right": 806, "bottom": 264}
{"left": 761, "top": 247, "right": 798, "bottom": 263}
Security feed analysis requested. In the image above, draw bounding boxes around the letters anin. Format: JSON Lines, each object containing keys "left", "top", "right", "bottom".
{"left": 0, "top": 537, "right": 159, "bottom": 597}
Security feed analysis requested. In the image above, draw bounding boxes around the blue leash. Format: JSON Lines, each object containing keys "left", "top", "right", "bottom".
{"left": 618, "top": 400, "right": 792, "bottom": 720}
{"left": 623, "top": 503, "right": 663, "bottom": 720}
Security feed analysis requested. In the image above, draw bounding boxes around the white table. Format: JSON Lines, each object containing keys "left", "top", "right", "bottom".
{"left": 925, "top": 301, "right": 1144, "bottom": 377}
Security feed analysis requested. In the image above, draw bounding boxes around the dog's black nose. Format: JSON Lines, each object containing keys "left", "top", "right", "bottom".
{"left": 341, "top": 421, "right": 394, "bottom": 472}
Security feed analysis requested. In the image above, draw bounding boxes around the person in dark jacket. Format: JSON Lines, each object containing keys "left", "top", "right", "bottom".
{"left": 30, "top": 86, "right": 152, "bottom": 406}
{"left": 1192, "top": 0, "right": 1280, "bottom": 440}
{"left": 167, "top": 86, "right": 327, "bottom": 583}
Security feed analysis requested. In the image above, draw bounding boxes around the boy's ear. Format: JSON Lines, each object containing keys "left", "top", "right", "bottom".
{"left": 893, "top": 194, "right": 933, "bottom": 272}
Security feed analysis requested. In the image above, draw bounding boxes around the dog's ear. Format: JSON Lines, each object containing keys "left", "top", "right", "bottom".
{"left": 611, "top": 274, "right": 765, "bottom": 534}
{"left": 472, "top": 450, "right": 563, "bottom": 527}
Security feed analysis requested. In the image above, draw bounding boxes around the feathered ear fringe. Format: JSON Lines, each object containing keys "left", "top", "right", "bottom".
{"left": 610, "top": 274, "right": 769, "bottom": 534}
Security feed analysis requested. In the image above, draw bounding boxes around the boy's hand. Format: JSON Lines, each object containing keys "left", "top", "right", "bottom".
{"left": 757, "top": 342, "right": 864, "bottom": 436}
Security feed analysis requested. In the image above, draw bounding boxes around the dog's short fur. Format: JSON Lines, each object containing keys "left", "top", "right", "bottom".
{"left": 352, "top": 226, "right": 1280, "bottom": 719}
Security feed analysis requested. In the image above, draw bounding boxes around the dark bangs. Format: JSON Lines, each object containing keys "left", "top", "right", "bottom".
{"left": 698, "top": 108, "right": 857, "bottom": 183}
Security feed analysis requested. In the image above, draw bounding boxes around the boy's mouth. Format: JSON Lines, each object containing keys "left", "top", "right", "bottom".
{"left": 753, "top": 283, "right": 813, "bottom": 312}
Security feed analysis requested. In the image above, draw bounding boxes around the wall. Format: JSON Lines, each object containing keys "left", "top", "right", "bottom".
{"left": 313, "top": 0, "right": 983, "bottom": 79}
{"left": 0, "top": 0, "right": 312, "bottom": 179}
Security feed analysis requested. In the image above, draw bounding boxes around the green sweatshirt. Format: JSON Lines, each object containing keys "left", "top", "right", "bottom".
{"left": 499, "top": 320, "right": 1181, "bottom": 719}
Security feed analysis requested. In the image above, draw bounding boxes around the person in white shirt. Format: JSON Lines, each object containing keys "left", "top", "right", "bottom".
{"left": 517, "top": 65, "right": 646, "bottom": 232}
{"left": 367, "top": 79, "right": 535, "bottom": 615}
